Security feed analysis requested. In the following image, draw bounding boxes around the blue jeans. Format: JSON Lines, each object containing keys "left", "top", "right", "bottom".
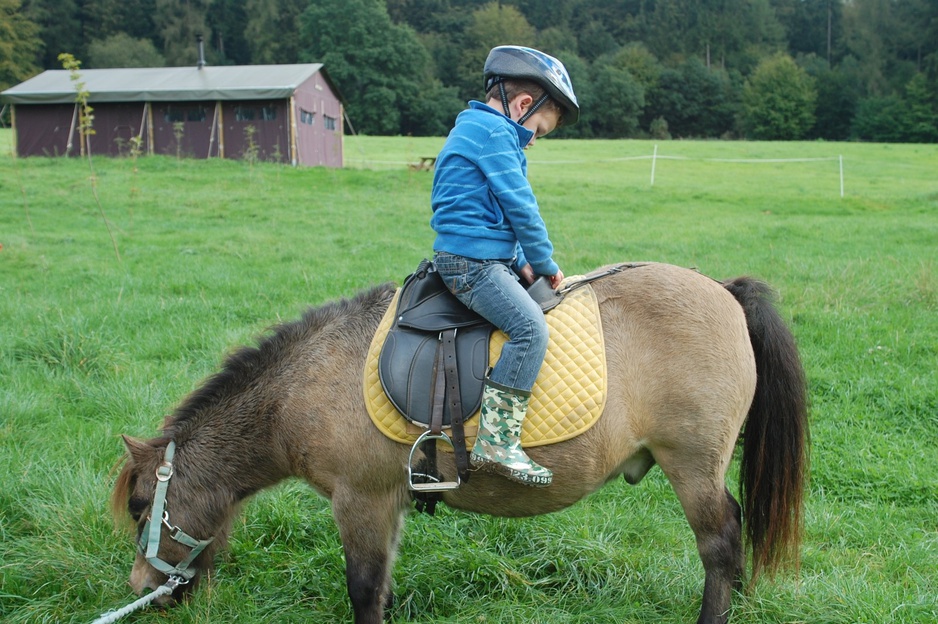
{"left": 433, "top": 252, "right": 548, "bottom": 392}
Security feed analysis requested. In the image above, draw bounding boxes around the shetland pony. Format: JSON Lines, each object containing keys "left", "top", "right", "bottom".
{"left": 112, "top": 263, "right": 808, "bottom": 624}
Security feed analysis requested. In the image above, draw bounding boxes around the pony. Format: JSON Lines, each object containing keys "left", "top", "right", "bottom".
{"left": 112, "top": 262, "right": 809, "bottom": 624}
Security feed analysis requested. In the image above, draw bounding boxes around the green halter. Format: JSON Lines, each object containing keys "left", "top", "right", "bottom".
{"left": 137, "top": 441, "right": 215, "bottom": 582}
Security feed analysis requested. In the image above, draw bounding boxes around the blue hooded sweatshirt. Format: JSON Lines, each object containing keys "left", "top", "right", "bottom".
{"left": 430, "top": 101, "right": 559, "bottom": 277}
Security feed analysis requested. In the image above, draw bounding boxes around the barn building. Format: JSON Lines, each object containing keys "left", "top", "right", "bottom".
{"left": 1, "top": 64, "right": 345, "bottom": 167}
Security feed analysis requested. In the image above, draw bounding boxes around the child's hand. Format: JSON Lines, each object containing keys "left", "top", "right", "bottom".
{"left": 549, "top": 270, "right": 564, "bottom": 290}
{"left": 518, "top": 264, "right": 536, "bottom": 284}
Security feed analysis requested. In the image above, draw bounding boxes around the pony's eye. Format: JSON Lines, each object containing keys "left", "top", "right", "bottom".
{"left": 129, "top": 497, "right": 149, "bottom": 522}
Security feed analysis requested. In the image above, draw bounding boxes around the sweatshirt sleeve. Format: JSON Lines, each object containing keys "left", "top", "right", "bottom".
{"left": 477, "top": 128, "right": 559, "bottom": 276}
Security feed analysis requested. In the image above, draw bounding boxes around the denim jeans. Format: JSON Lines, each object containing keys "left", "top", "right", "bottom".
{"left": 433, "top": 251, "right": 548, "bottom": 392}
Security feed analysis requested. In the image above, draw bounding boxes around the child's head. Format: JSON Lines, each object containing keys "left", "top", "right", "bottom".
{"left": 484, "top": 79, "right": 563, "bottom": 145}
{"left": 485, "top": 79, "right": 565, "bottom": 124}
{"left": 483, "top": 46, "right": 579, "bottom": 128}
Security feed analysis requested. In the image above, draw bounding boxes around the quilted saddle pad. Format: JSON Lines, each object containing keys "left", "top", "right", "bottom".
{"left": 363, "top": 281, "right": 606, "bottom": 448}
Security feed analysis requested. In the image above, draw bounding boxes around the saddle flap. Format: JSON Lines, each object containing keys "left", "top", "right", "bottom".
{"left": 378, "top": 323, "right": 492, "bottom": 427}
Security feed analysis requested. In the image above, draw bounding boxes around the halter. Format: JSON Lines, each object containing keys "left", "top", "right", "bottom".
{"left": 137, "top": 441, "right": 215, "bottom": 583}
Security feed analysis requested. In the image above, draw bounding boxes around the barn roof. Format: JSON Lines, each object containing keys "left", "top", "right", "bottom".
{"left": 1, "top": 64, "right": 344, "bottom": 105}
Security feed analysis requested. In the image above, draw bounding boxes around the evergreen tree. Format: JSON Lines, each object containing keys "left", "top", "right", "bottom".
{"left": 802, "top": 54, "right": 861, "bottom": 140}
{"left": 851, "top": 94, "right": 911, "bottom": 142}
{"left": 772, "top": 0, "right": 843, "bottom": 65}
{"left": 455, "top": 2, "right": 537, "bottom": 101}
{"left": 154, "top": 0, "right": 211, "bottom": 66}
{"left": 298, "top": 0, "right": 461, "bottom": 135}
{"left": 1, "top": 0, "right": 41, "bottom": 89}
{"left": 576, "top": 20, "right": 618, "bottom": 62}
{"left": 842, "top": 0, "right": 903, "bottom": 96}
{"left": 21, "top": 0, "right": 82, "bottom": 68}
{"left": 645, "top": 56, "right": 737, "bottom": 138}
{"left": 587, "top": 61, "right": 644, "bottom": 138}
{"left": 903, "top": 73, "right": 938, "bottom": 142}
{"left": 82, "top": 0, "right": 158, "bottom": 44}
{"left": 245, "top": 0, "right": 309, "bottom": 64}
{"left": 208, "top": 0, "right": 250, "bottom": 65}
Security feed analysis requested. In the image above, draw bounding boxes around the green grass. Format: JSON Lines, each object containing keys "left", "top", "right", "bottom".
{"left": 1, "top": 129, "right": 936, "bottom": 623}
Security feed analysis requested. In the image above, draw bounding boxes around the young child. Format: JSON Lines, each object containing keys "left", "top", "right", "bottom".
{"left": 430, "top": 46, "right": 579, "bottom": 487}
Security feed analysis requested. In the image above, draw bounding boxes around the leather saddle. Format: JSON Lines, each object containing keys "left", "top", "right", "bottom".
{"left": 378, "top": 259, "right": 561, "bottom": 491}
{"left": 378, "top": 259, "right": 493, "bottom": 429}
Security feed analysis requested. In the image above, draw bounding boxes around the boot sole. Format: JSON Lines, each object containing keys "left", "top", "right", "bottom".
{"left": 470, "top": 454, "right": 552, "bottom": 488}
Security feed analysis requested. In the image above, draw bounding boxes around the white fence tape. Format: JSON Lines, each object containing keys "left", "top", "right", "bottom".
{"left": 353, "top": 144, "right": 847, "bottom": 197}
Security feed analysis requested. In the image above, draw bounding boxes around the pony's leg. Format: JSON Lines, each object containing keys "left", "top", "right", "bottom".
{"left": 332, "top": 489, "right": 407, "bottom": 624}
{"left": 660, "top": 466, "right": 744, "bottom": 624}
{"left": 696, "top": 488, "right": 744, "bottom": 624}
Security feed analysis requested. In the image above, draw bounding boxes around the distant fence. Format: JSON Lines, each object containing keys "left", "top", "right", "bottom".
{"left": 348, "top": 141, "right": 848, "bottom": 197}
{"left": 649, "top": 145, "right": 844, "bottom": 197}
{"left": 538, "top": 144, "right": 846, "bottom": 197}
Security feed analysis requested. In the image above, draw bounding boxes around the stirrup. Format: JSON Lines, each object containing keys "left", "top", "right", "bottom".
{"left": 407, "top": 430, "right": 461, "bottom": 492}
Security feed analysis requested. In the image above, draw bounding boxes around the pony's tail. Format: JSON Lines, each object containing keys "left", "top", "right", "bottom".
{"left": 723, "top": 277, "right": 810, "bottom": 582}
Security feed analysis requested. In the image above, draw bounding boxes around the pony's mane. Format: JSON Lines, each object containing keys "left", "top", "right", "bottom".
{"left": 164, "top": 282, "right": 396, "bottom": 437}
{"left": 112, "top": 283, "right": 396, "bottom": 527}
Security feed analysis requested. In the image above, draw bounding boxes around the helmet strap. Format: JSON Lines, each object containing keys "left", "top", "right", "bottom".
{"left": 497, "top": 80, "right": 511, "bottom": 118}
{"left": 518, "top": 94, "right": 549, "bottom": 125}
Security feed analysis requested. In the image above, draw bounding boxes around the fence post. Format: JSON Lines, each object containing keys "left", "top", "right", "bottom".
{"left": 839, "top": 155, "right": 844, "bottom": 198}
{"left": 650, "top": 143, "right": 658, "bottom": 186}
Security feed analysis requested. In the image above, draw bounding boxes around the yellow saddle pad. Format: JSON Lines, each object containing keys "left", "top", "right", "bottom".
{"left": 363, "top": 281, "right": 606, "bottom": 448}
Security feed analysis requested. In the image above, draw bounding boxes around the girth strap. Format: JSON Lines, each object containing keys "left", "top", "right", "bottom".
{"left": 423, "top": 329, "right": 470, "bottom": 484}
{"left": 441, "top": 329, "right": 470, "bottom": 482}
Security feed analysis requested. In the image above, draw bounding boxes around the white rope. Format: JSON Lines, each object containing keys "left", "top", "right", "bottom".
{"left": 90, "top": 580, "right": 178, "bottom": 624}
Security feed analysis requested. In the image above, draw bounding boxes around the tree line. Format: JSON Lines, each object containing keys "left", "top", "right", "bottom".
{"left": 2, "top": 0, "right": 937, "bottom": 142}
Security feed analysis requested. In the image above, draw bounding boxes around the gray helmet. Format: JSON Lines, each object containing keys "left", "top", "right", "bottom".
{"left": 484, "top": 45, "right": 579, "bottom": 125}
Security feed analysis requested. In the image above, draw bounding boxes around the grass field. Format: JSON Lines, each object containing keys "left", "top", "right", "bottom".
{"left": 1, "top": 127, "right": 936, "bottom": 623}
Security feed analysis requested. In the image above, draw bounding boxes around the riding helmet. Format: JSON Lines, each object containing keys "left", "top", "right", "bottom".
{"left": 483, "top": 45, "right": 579, "bottom": 125}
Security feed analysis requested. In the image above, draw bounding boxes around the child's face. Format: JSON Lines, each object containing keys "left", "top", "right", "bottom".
{"left": 493, "top": 93, "right": 562, "bottom": 148}
{"left": 520, "top": 108, "right": 561, "bottom": 148}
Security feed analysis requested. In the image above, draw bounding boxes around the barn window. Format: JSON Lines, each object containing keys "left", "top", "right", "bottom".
{"left": 262, "top": 106, "right": 277, "bottom": 121}
{"left": 164, "top": 105, "right": 207, "bottom": 122}
{"left": 324, "top": 115, "right": 337, "bottom": 131}
{"left": 300, "top": 109, "right": 315, "bottom": 125}
{"left": 235, "top": 106, "right": 256, "bottom": 121}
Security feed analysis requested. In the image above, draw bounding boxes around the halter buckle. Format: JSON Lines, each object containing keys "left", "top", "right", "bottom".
{"left": 156, "top": 462, "right": 173, "bottom": 482}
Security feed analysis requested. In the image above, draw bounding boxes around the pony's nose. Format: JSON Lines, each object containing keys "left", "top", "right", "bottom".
{"left": 129, "top": 577, "right": 181, "bottom": 608}
{"left": 151, "top": 591, "right": 177, "bottom": 608}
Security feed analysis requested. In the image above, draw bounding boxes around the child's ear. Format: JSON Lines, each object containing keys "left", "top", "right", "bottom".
{"left": 511, "top": 93, "right": 534, "bottom": 116}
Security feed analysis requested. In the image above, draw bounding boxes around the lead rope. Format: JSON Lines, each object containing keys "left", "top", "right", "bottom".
{"left": 90, "top": 576, "right": 185, "bottom": 624}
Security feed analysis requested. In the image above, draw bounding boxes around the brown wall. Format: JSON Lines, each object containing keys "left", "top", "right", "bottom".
{"left": 150, "top": 101, "right": 215, "bottom": 159}
{"left": 293, "top": 72, "right": 343, "bottom": 167}
{"left": 92, "top": 103, "right": 148, "bottom": 155}
{"left": 15, "top": 102, "right": 150, "bottom": 157}
{"left": 220, "top": 100, "right": 291, "bottom": 163}
{"left": 14, "top": 104, "right": 77, "bottom": 157}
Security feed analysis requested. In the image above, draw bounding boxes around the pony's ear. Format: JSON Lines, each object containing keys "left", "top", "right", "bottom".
{"left": 122, "top": 435, "right": 155, "bottom": 465}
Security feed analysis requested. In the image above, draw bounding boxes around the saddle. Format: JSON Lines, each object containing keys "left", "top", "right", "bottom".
{"left": 377, "top": 259, "right": 563, "bottom": 494}
{"left": 378, "top": 260, "right": 493, "bottom": 430}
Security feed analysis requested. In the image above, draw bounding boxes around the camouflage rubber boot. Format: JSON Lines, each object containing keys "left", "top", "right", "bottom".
{"left": 469, "top": 380, "right": 553, "bottom": 487}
